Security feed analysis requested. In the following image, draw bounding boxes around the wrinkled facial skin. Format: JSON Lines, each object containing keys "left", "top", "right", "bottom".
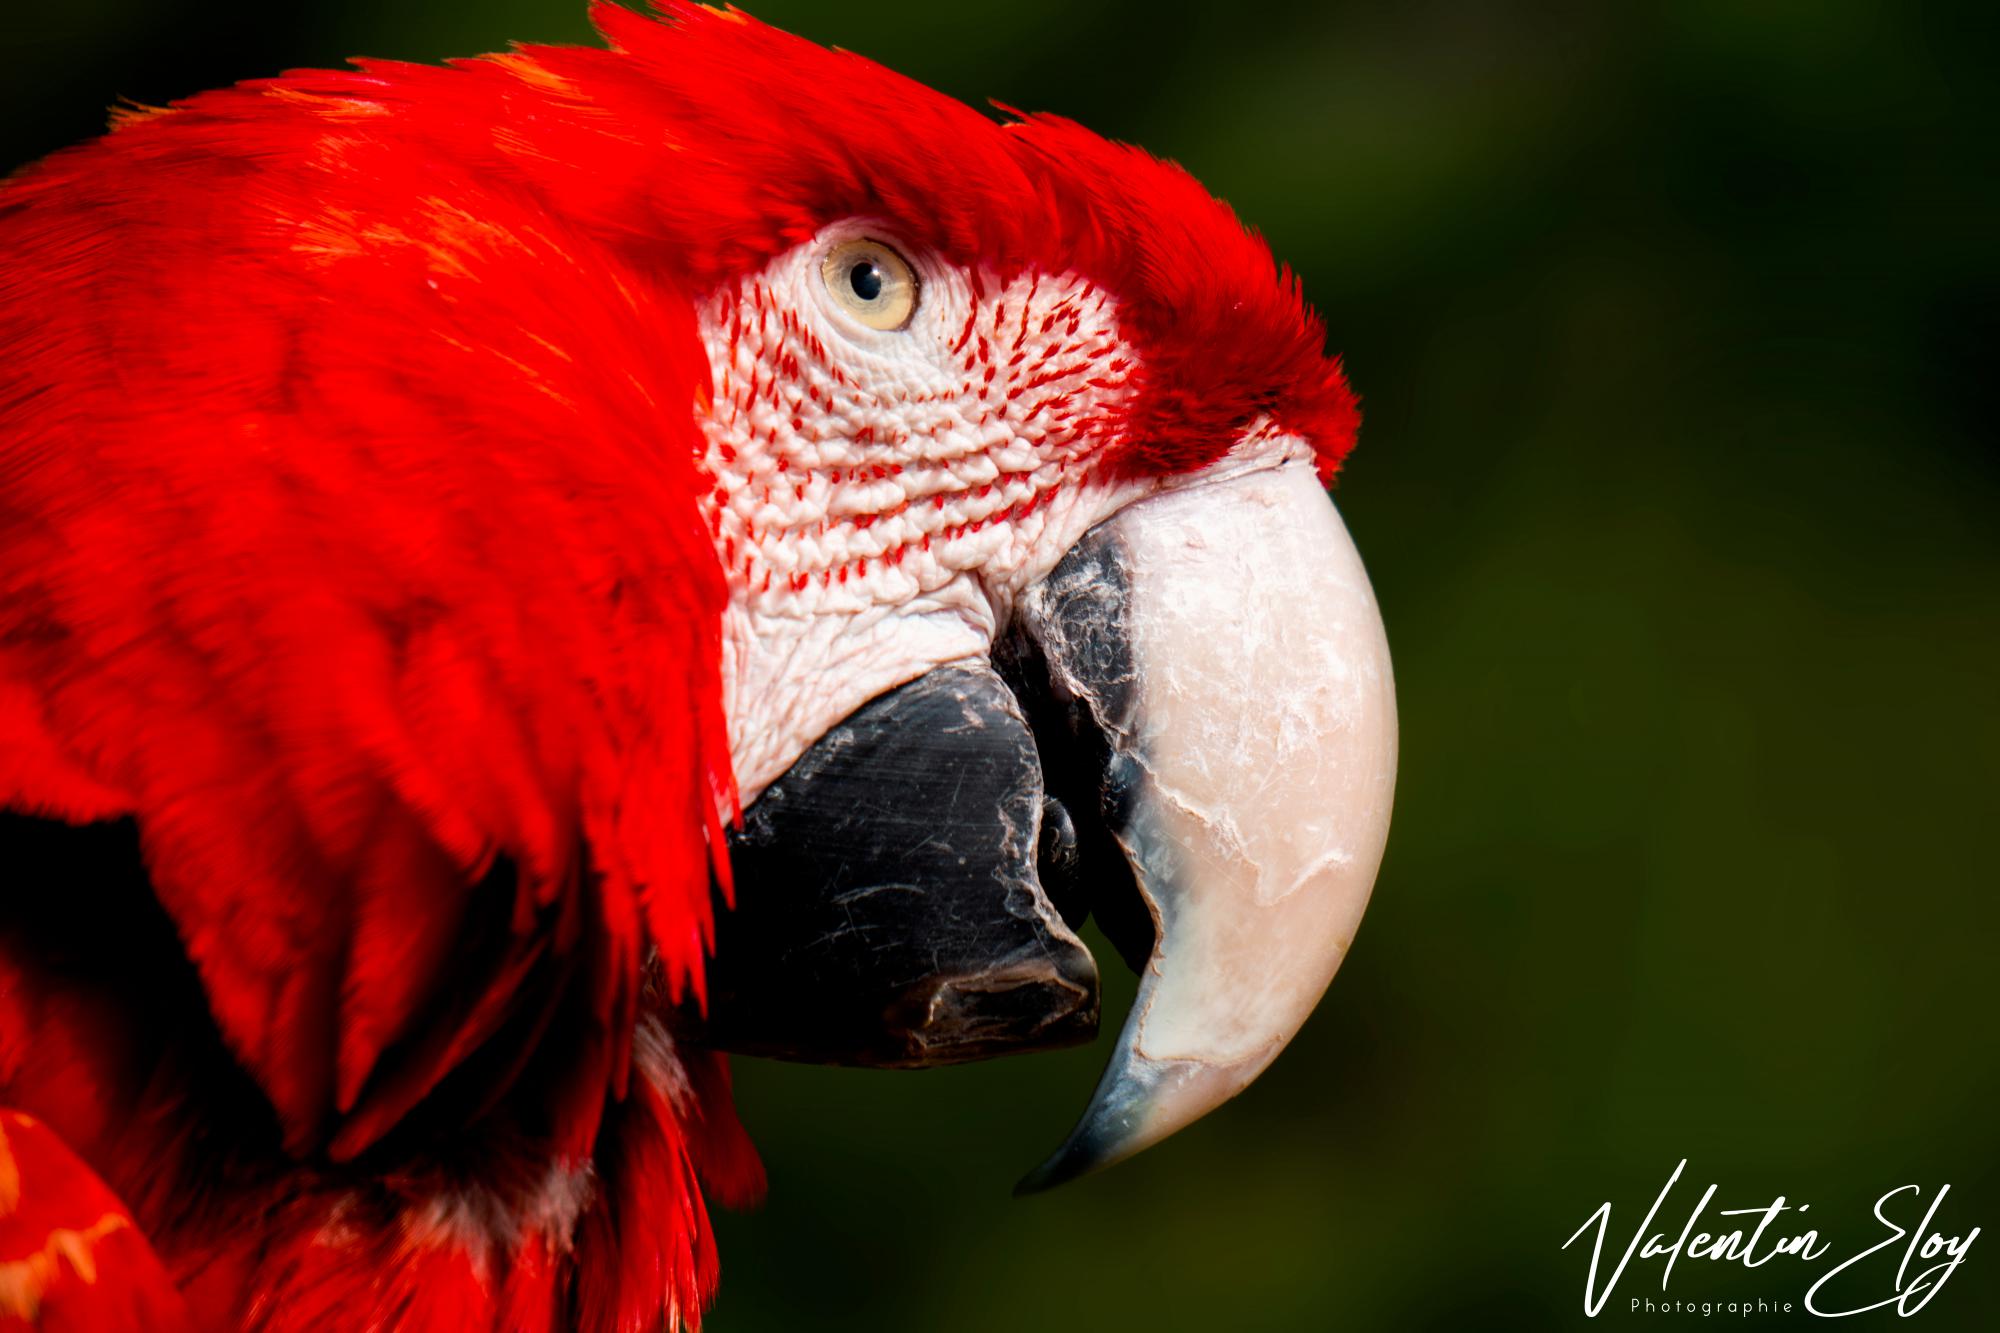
{"left": 695, "top": 222, "right": 1305, "bottom": 798}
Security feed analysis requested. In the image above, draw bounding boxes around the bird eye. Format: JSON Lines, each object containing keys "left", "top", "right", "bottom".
{"left": 820, "top": 238, "right": 919, "bottom": 331}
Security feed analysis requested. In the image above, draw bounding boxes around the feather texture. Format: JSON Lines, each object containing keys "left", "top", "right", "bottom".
{"left": 0, "top": 3, "right": 1350, "bottom": 1327}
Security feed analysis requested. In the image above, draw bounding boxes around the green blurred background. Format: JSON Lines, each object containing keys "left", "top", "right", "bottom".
{"left": 6, "top": 1, "right": 1995, "bottom": 1328}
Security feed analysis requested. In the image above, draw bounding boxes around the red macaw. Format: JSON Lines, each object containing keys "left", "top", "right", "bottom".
{"left": 0, "top": 4, "right": 1397, "bottom": 1330}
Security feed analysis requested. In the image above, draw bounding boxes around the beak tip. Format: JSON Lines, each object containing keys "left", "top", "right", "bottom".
{"left": 1012, "top": 1042, "right": 1170, "bottom": 1196}
{"left": 1010, "top": 1162, "right": 1069, "bottom": 1197}
{"left": 1011, "top": 1132, "right": 1108, "bottom": 1196}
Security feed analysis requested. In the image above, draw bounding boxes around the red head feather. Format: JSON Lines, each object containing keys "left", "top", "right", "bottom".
{"left": 553, "top": 2, "right": 1359, "bottom": 478}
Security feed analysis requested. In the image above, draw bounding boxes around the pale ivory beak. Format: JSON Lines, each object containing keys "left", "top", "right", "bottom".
{"left": 1014, "top": 459, "right": 1397, "bottom": 1191}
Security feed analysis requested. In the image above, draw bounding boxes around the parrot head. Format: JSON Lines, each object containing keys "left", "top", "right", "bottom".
{"left": 0, "top": 1, "right": 1395, "bottom": 1327}
{"left": 613, "top": 4, "right": 1398, "bottom": 1190}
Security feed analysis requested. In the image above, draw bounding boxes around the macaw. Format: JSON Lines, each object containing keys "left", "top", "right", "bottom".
{"left": 0, "top": 3, "right": 1397, "bottom": 1330}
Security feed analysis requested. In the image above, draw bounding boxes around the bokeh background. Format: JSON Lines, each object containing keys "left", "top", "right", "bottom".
{"left": 6, "top": 1, "right": 1995, "bottom": 1328}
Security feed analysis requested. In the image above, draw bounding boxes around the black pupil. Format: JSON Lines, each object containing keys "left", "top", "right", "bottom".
{"left": 848, "top": 261, "right": 884, "bottom": 302}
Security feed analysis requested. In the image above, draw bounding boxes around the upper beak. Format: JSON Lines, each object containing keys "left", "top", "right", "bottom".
{"left": 1008, "top": 460, "right": 1398, "bottom": 1189}
{"left": 682, "top": 457, "right": 1397, "bottom": 1188}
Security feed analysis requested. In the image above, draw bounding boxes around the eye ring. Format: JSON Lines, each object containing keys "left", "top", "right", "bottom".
{"left": 820, "top": 238, "right": 919, "bottom": 331}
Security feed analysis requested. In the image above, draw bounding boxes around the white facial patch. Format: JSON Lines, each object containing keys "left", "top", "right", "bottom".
{"left": 695, "top": 223, "right": 1151, "bottom": 799}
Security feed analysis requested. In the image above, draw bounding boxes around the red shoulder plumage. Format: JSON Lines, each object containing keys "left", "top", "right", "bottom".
{"left": 0, "top": 33, "right": 736, "bottom": 1161}
{"left": 0, "top": 6, "right": 760, "bottom": 1322}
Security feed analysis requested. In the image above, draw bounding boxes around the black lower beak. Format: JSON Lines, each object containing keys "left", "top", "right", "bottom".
{"left": 681, "top": 661, "right": 1100, "bottom": 1067}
